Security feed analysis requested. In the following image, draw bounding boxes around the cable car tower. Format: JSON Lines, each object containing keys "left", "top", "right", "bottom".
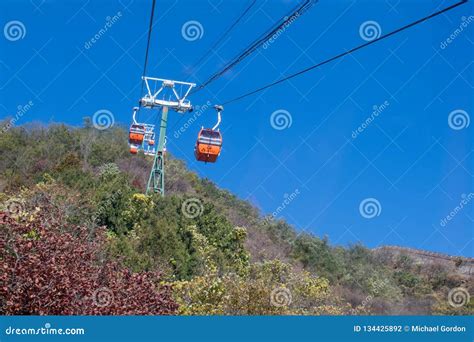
{"left": 138, "top": 76, "right": 196, "bottom": 196}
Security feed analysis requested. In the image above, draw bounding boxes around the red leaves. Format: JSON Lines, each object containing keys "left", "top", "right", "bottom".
{"left": 0, "top": 210, "right": 177, "bottom": 315}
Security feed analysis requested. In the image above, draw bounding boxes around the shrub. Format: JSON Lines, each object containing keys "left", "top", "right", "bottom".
{"left": 170, "top": 260, "right": 346, "bottom": 315}
{"left": 0, "top": 205, "right": 176, "bottom": 315}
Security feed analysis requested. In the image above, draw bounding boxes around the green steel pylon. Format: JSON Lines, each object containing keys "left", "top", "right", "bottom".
{"left": 146, "top": 106, "right": 168, "bottom": 196}
{"left": 139, "top": 77, "right": 196, "bottom": 196}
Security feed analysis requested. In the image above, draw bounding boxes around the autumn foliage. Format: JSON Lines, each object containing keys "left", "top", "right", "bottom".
{"left": 0, "top": 209, "right": 177, "bottom": 315}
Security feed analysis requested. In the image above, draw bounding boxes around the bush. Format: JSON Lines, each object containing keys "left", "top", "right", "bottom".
{"left": 170, "top": 260, "right": 346, "bottom": 315}
{"left": 0, "top": 201, "right": 176, "bottom": 315}
{"left": 108, "top": 195, "right": 250, "bottom": 280}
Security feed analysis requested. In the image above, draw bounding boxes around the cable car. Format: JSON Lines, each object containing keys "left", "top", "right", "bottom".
{"left": 129, "top": 145, "right": 138, "bottom": 154}
{"left": 195, "top": 128, "right": 222, "bottom": 163}
{"left": 129, "top": 124, "right": 146, "bottom": 145}
{"left": 194, "top": 105, "right": 223, "bottom": 163}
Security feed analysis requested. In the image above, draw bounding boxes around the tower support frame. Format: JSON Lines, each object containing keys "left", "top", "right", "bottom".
{"left": 141, "top": 77, "right": 195, "bottom": 196}
{"left": 146, "top": 106, "right": 168, "bottom": 195}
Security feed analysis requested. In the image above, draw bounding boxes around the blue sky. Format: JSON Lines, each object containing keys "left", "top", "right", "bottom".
{"left": 0, "top": 0, "right": 472, "bottom": 256}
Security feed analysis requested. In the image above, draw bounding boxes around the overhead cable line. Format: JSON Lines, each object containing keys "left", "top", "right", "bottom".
{"left": 193, "top": 0, "right": 318, "bottom": 93}
{"left": 140, "top": 0, "right": 157, "bottom": 99}
{"left": 190, "top": 0, "right": 257, "bottom": 72}
{"left": 221, "top": 0, "right": 468, "bottom": 105}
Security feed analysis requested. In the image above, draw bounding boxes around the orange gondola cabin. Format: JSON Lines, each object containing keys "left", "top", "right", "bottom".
{"left": 195, "top": 128, "right": 222, "bottom": 163}
{"left": 129, "top": 124, "right": 146, "bottom": 145}
{"left": 129, "top": 124, "right": 146, "bottom": 154}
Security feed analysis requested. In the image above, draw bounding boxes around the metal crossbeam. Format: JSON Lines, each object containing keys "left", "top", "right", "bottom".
{"left": 140, "top": 77, "right": 196, "bottom": 113}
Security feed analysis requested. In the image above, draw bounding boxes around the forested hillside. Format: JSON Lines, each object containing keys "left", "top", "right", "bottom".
{"left": 1, "top": 120, "right": 472, "bottom": 315}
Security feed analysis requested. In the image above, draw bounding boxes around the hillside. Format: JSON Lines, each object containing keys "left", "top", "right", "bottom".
{"left": 0, "top": 121, "right": 472, "bottom": 315}
{"left": 374, "top": 246, "right": 474, "bottom": 277}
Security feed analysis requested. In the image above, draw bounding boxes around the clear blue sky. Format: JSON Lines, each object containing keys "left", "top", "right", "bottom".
{"left": 1, "top": 0, "right": 472, "bottom": 256}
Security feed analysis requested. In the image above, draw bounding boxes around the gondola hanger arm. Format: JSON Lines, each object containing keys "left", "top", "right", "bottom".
{"left": 212, "top": 105, "right": 223, "bottom": 130}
